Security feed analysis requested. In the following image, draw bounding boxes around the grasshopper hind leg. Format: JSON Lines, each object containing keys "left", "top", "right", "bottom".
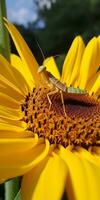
{"left": 60, "top": 90, "right": 67, "bottom": 117}
{"left": 47, "top": 89, "right": 67, "bottom": 117}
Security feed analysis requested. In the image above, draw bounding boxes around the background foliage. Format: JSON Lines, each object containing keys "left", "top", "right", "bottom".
{"left": 11, "top": 0, "right": 100, "bottom": 64}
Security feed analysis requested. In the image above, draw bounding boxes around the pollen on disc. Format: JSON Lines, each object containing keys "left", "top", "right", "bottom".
{"left": 21, "top": 86, "right": 100, "bottom": 148}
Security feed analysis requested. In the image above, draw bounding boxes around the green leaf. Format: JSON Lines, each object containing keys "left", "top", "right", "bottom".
{"left": 5, "top": 177, "right": 20, "bottom": 200}
{"left": 0, "top": 0, "right": 10, "bottom": 60}
{"left": 14, "top": 189, "right": 21, "bottom": 200}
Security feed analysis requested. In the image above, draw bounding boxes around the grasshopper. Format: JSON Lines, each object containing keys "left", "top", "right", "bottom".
{"left": 38, "top": 65, "right": 87, "bottom": 117}
{"left": 36, "top": 42, "right": 87, "bottom": 116}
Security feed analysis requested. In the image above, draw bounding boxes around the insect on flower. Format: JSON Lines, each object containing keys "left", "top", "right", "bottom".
{"left": 38, "top": 65, "right": 88, "bottom": 116}
{"left": 37, "top": 43, "right": 88, "bottom": 116}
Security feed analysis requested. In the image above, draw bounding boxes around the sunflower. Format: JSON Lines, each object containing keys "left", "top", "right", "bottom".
{"left": 0, "top": 19, "right": 100, "bottom": 200}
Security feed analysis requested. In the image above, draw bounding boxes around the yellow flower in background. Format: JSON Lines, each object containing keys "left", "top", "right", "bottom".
{"left": 0, "top": 19, "right": 100, "bottom": 200}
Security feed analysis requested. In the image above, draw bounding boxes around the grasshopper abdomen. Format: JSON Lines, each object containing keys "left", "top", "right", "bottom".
{"left": 67, "top": 86, "right": 87, "bottom": 94}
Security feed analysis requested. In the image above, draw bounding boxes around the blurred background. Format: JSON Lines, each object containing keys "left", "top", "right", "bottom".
{"left": 0, "top": 0, "right": 100, "bottom": 199}
{"left": 6, "top": 0, "right": 100, "bottom": 65}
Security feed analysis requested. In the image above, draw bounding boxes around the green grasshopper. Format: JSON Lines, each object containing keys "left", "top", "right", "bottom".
{"left": 38, "top": 65, "right": 87, "bottom": 116}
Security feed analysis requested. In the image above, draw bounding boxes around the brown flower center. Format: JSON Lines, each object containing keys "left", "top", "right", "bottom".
{"left": 21, "top": 86, "right": 100, "bottom": 148}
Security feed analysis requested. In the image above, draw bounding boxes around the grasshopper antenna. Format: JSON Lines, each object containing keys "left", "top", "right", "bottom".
{"left": 36, "top": 40, "right": 45, "bottom": 61}
{"left": 36, "top": 40, "right": 61, "bottom": 62}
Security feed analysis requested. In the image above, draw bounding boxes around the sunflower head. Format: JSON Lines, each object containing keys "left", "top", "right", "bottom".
{"left": 0, "top": 19, "right": 100, "bottom": 200}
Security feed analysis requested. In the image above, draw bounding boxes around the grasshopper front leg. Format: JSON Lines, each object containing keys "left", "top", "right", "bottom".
{"left": 47, "top": 88, "right": 58, "bottom": 110}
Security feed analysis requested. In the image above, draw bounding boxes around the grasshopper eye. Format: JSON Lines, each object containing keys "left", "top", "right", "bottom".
{"left": 38, "top": 65, "right": 46, "bottom": 73}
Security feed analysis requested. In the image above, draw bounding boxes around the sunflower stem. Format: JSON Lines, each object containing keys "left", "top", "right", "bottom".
{"left": 5, "top": 177, "right": 20, "bottom": 200}
{"left": 0, "top": 0, "right": 10, "bottom": 61}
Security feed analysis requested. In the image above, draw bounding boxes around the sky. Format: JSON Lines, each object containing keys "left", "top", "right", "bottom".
{"left": 6, "top": 0, "right": 38, "bottom": 26}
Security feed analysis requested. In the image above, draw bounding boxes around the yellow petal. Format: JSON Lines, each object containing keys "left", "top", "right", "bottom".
{"left": 0, "top": 138, "right": 49, "bottom": 180}
{"left": 78, "top": 37, "right": 99, "bottom": 89}
{"left": 4, "top": 19, "right": 46, "bottom": 85}
{"left": 0, "top": 122, "right": 26, "bottom": 132}
{"left": 92, "top": 146, "right": 100, "bottom": 155}
{"left": 11, "top": 65, "right": 30, "bottom": 95}
{"left": 89, "top": 72, "right": 100, "bottom": 95}
{"left": 61, "top": 36, "right": 84, "bottom": 86}
{"left": 68, "top": 37, "right": 85, "bottom": 86}
{"left": 0, "top": 80, "right": 24, "bottom": 102}
{"left": 86, "top": 71, "right": 99, "bottom": 93}
{"left": 43, "top": 57, "right": 60, "bottom": 80}
{"left": 58, "top": 146, "right": 100, "bottom": 200}
{"left": 21, "top": 152, "right": 67, "bottom": 200}
{"left": 0, "top": 55, "right": 28, "bottom": 95}
{"left": 0, "top": 73, "right": 23, "bottom": 97}
{"left": 0, "top": 117, "right": 27, "bottom": 131}
{"left": 97, "top": 36, "right": 100, "bottom": 65}
{"left": 0, "top": 93, "right": 20, "bottom": 109}
{"left": 0, "top": 130, "right": 34, "bottom": 138}
{"left": 0, "top": 137, "right": 38, "bottom": 154}
{"left": 0, "top": 135, "right": 39, "bottom": 181}
{"left": 0, "top": 55, "right": 22, "bottom": 93}
{"left": 11, "top": 54, "right": 34, "bottom": 90}
{"left": 76, "top": 147, "right": 100, "bottom": 166}
{"left": 0, "top": 105, "right": 23, "bottom": 120}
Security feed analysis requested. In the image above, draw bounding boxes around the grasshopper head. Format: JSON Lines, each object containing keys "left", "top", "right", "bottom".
{"left": 38, "top": 65, "right": 46, "bottom": 73}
